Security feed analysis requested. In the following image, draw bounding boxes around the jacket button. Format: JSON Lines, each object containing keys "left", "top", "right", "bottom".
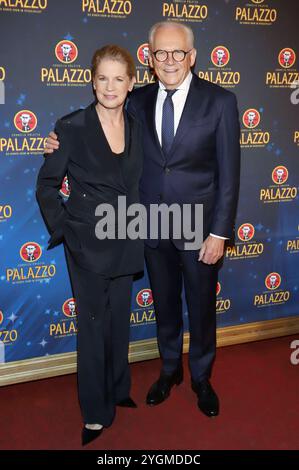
{"left": 165, "top": 167, "right": 170, "bottom": 175}
{"left": 82, "top": 193, "right": 86, "bottom": 198}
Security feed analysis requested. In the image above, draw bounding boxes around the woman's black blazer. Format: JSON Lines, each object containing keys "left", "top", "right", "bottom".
{"left": 36, "top": 102, "right": 144, "bottom": 277}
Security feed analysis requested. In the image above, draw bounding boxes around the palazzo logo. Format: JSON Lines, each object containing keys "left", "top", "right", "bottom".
{"left": 14, "top": 110, "right": 37, "bottom": 133}
{"left": 240, "top": 108, "right": 270, "bottom": 148}
{"left": 131, "top": 288, "right": 155, "bottom": 326}
{"left": 198, "top": 46, "right": 240, "bottom": 88}
{"left": 55, "top": 40, "right": 78, "bottom": 64}
{"left": 0, "top": 108, "right": 45, "bottom": 156}
{"left": 0, "top": 204, "right": 12, "bottom": 222}
{"left": 286, "top": 232, "right": 299, "bottom": 253}
{"left": 135, "top": 43, "right": 155, "bottom": 87}
{"left": 40, "top": 39, "right": 91, "bottom": 87}
{"left": 162, "top": 1, "right": 208, "bottom": 22}
{"left": 278, "top": 48, "right": 296, "bottom": 69}
{"left": 81, "top": 0, "right": 133, "bottom": 18}
{"left": 60, "top": 176, "right": 71, "bottom": 198}
{"left": 20, "top": 242, "right": 42, "bottom": 263}
{"left": 216, "top": 282, "right": 231, "bottom": 314}
{"left": 235, "top": 0, "right": 277, "bottom": 26}
{"left": 254, "top": 273, "right": 290, "bottom": 308}
{"left": 242, "top": 109, "right": 260, "bottom": 129}
{"left": 0, "top": 0, "right": 48, "bottom": 14}
{"left": 6, "top": 242, "right": 56, "bottom": 284}
{"left": 136, "top": 289, "right": 153, "bottom": 308}
{"left": 265, "top": 272, "right": 281, "bottom": 290}
{"left": 271, "top": 165, "right": 288, "bottom": 185}
{"left": 266, "top": 48, "right": 298, "bottom": 88}
{"left": 260, "top": 165, "right": 298, "bottom": 203}
{"left": 226, "top": 223, "right": 264, "bottom": 259}
{"left": 0, "top": 312, "right": 18, "bottom": 346}
{"left": 237, "top": 223, "right": 255, "bottom": 242}
{"left": 137, "top": 43, "right": 149, "bottom": 66}
{"left": 62, "top": 298, "right": 77, "bottom": 318}
{"left": 49, "top": 298, "right": 78, "bottom": 338}
{"left": 260, "top": 165, "right": 297, "bottom": 203}
{"left": 211, "top": 46, "right": 230, "bottom": 68}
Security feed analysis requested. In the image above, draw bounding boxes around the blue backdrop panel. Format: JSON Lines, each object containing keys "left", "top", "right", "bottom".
{"left": 0, "top": 0, "right": 298, "bottom": 364}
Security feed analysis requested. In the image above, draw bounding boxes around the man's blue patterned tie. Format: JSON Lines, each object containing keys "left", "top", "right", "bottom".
{"left": 161, "top": 89, "right": 177, "bottom": 156}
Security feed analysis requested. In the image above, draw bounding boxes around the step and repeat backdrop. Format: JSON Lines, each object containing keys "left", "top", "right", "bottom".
{"left": 0, "top": 0, "right": 298, "bottom": 364}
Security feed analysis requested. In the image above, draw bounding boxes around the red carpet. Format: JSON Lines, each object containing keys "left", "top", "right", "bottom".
{"left": 0, "top": 335, "right": 298, "bottom": 450}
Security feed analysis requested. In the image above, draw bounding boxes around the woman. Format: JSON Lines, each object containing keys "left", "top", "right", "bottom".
{"left": 36, "top": 45, "right": 143, "bottom": 446}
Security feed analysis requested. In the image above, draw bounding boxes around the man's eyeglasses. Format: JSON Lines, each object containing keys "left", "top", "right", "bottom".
{"left": 152, "top": 49, "right": 192, "bottom": 63}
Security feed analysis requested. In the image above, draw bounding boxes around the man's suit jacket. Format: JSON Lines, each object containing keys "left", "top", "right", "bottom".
{"left": 128, "top": 73, "right": 240, "bottom": 249}
{"left": 36, "top": 102, "right": 144, "bottom": 276}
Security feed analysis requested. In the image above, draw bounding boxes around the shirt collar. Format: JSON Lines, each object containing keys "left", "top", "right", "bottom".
{"left": 158, "top": 71, "right": 193, "bottom": 92}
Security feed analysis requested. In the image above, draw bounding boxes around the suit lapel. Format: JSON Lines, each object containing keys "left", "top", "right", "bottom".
{"left": 84, "top": 101, "right": 107, "bottom": 160}
{"left": 143, "top": 83, "right": 167, "bottom": 163}
{"left": 143, "top": 76, "right": 208, "bottom": 165}
{"left": 167, "top": 75, "right": 207, "bottom": 162}
{"left": 121, "top": 111, "right": 143, "bottom": 189}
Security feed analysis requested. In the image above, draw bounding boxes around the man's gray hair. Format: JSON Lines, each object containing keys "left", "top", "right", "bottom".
{"left": 149, "top": 21, "right": 194, "bottom": 49}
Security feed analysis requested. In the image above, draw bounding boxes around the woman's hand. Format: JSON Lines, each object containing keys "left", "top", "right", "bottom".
{"left": 44, "top": 131, "right": 59, "bottom": 153}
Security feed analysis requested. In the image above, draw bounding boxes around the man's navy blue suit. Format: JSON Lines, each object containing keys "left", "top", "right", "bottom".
{"left": 128, "top": 73, "right": 240, "bottom": 381}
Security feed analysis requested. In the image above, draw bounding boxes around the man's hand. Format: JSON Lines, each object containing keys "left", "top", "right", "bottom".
{"left": 44, "top": 131, "right": 59, "bottom": 154}
{"left": 198, "top": 235, "right": 225, "bottom": 264}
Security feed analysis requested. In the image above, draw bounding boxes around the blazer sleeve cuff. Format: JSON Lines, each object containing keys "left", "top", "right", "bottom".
{"left": 47, "top": 217, "right": 66, "bottom": 250}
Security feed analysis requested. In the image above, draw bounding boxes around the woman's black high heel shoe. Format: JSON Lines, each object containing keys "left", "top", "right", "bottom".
{"left": 117, "top": 397, "right": 137, "bottom": 408}
{"left": 82, "top": 426, "right": 103, "bottom": 446}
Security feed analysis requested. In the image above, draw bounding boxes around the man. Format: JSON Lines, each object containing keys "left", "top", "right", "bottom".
{"left": 44, "top": 22, "right": 240, "bottom": 417}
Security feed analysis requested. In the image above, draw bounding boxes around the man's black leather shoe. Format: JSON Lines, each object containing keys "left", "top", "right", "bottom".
{"left": 191, "top": 379, "right": 219, "bottom": 417}
{"left": 146, "top": 367, "right": 183, "bottom": 406}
